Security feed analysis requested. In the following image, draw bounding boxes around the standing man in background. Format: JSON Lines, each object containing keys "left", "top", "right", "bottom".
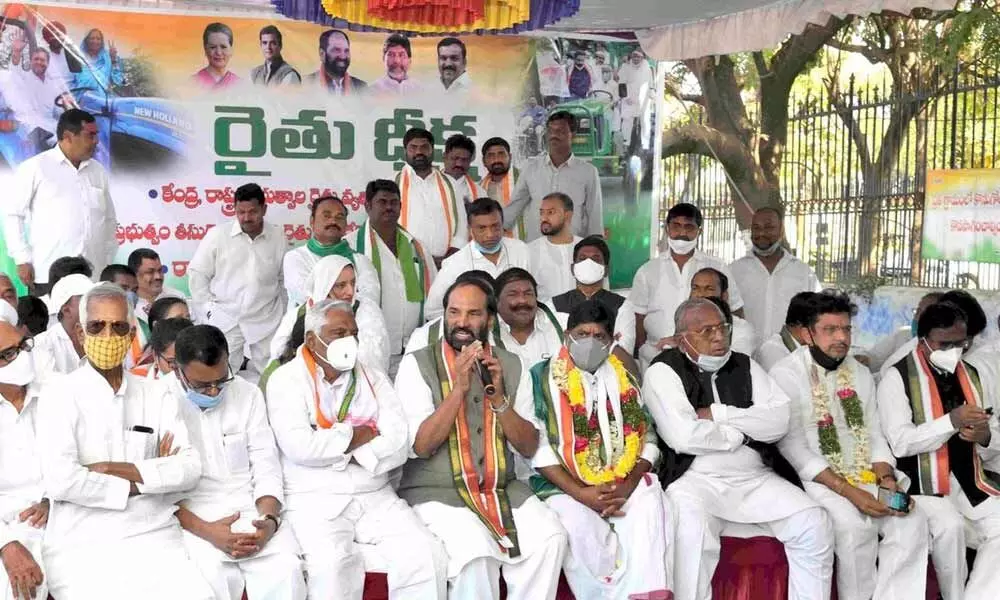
{"left": 443, "top": 135, "right": 487, "bottom": 210}
{"left": 504, "top": 112, "right": 603, "bottom": 242}
{"left": 527, "top": 193, "right": 581, "bottom": 301}
{"left": 6, "top": 109, "right": 117, "bottom": 294}
{"left": 479, "top": 137, "right": 524, "bottom": 239}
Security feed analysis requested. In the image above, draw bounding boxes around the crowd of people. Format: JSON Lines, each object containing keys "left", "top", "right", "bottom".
{"left": 2, "top": 101, "right": 1000, "bottom": 600}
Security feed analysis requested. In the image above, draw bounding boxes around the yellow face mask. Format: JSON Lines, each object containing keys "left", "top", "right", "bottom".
{"left": 84, "top": 334, "right": 131, "bottom": 370}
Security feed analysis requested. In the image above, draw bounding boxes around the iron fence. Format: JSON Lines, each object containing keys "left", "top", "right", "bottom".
{"left": 661, "top": 62, "right": 1000, "bottom": 289}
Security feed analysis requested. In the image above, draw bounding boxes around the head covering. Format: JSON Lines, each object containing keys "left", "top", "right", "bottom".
{"left": 51, "top": 274, "right": 94, "bottom": 313}
{"left": 307, "top": 255, "right": 355, "bottom": 305}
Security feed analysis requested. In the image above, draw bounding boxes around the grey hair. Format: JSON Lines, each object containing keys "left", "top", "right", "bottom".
{"left": 304, "top": 299, "right": 354, "bottom": 336}
{"left": 79, "top": 281, "right": 134, "bottom": 327}
{"left": 674, "top": 297, "right": 724, "bottom": 333}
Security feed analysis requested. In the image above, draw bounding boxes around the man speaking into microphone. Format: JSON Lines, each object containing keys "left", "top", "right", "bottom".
{"left": 394, "top": 276, "right": 568, "bottom": 599}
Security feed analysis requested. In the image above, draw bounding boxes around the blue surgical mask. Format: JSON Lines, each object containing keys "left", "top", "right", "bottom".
{"left": 474, "top": 240, "right": 503, "bottom": 255}
{"left": 186, "top": 388, "right": 222, "bottom": 410}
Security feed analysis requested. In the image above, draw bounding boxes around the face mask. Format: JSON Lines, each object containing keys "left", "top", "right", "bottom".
{"left": 318, "top": 335, "right": 358, "bottom": 372}
{"left": 0, "top": 351, "right": 34, "bottom": 386}
{"left": 568, "top": 336, "right": 611, "bottom": 372}
{"left": 808, "top": 344, "right": 846, "bottom": 372}
{"left": 925, "top": 340, "right": 962, "bottom": 374}
{"left": 84, "top": 334, "right": 131, "bottom": 370}
{"left": 667, "top": 237, "right": 697, "bottom": 255}
{"left": 186, "top": 388, "right": 222, "bottom": 410}
{"left": 752, "top": 241, "right": 781, "bottom": 257}
{"left": 695, "top": 350, "right": 731, "bottom": 373}
{"left": 572, "top": 259, "right": 605, "bottom": 285}
{"left": 474, "top": 240, "right": 503, "bottom": 255}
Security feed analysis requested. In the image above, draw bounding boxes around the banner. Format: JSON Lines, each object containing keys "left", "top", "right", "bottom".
{"left": 0, "top": 4, "right": 656, "bottom": 294}
{"left": 923, "top": 168, "right": 1000, "bottom": 264}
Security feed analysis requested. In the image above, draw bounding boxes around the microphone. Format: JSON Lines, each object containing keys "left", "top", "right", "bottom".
{"left": 475, "top": 360, "right": 497, "bottom": 396}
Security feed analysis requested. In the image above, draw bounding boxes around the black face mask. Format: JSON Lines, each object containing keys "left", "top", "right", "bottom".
{"left": 808, "top": 344, "right": 846, "bottom": 372}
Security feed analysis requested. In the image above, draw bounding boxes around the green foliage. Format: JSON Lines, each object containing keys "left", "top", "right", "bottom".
{"left": 119, "top": 49, "right": 160, "bottom": 98}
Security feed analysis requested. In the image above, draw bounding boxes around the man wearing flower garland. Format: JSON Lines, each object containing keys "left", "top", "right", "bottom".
{"left": 395, "top": 278, "right": 568, "bottom": 599}
{"left": 529, "top": 300, "right": 673, "bottom": 599}
{"left": 771, "top": 291, "right": 930, "bottom": 600}
{"left": 878, "top": 301, "right": 1000, "bottom": 600}
{"left": 644, "top": 297, "right": 833, "bottom": 600}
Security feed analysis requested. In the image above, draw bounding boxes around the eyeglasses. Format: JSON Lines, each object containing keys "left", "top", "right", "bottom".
{"left": 180, "top": 367, "right": 235, "bottom": 394}
{"left": 156, "top": 354, "right": 176, "bottom": 371}
{"left": 814, "top": 325, "right": 852, "bottom": 336}
{"left": 85, "top": 320, "right": 131, "bottom": 336}
{"left": 688, "top": 323, "right": 732, "bottom": 339}
{"left": 570, "top": 331, "right": 612, "bottom": 344}
{"left": 930, "top": 338, "right": 971, "bottom": 351}
{"left": 0, "top": 337, "right": 33, "bottom": 364}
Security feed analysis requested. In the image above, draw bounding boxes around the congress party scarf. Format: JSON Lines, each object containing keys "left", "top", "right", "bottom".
{"left": 482, "top": 168, "right": 524, "bottom": 240}
{"left": 301, "top": 345, "right": 377, "bottom": 430}
{"left": 355, "top": 222, "right": 429, "bottom": 305}
{"left": 306, "top": 237, "right": 355, "bottom": 264}
{"left": 396, "top": 167, "right": 459, "bottom": 246}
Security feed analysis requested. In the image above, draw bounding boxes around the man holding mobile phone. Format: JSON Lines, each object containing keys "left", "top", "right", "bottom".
{"left": 772, "top": 291, "right": 931, "bottom": 600}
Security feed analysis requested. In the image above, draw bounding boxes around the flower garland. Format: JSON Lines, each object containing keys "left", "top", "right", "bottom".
{"left": 551, "top": 351, "right": 645, "bottom": 485}
{"left": 811, "top": 362, "right": 876, "bottom": 486}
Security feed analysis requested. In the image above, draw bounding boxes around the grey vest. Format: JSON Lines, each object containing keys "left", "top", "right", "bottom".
{"left": 397, "top": 345, "right": 533, "bottom": 509}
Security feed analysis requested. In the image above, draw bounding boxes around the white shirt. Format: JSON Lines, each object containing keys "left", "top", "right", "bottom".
{"left": 729, "top": 252, "right": 821, "bottom": 341}
{"left": 754, "top": 332, "right": 798, "bottom": 373}
{"left": 33, "top": 323, "right": 85, "bottom": 374}
{"left": 731, "top": 316, "right": 757, "bottom": 357}
{"left": 347, "top": 226, "right": 438, "bottom": 355}
{"left": 0, "top": 382, "right": 45, "bottom": 552}
{"left": 281, "top": 244, "right": 381, "bottom": 307}
{"left": 46, "top": 50, "right": 76, "bottom": 91}
{"left": 863, "top": 327, "right": 912, "bottom": 376}
{"left": 37, "top": 366, "right": 202, "bottom": 554}
{"left": 440, "top": 71, "right": 473, "bottom": 94}
{"left": 771, "top": 348, "right": 893, "bottom": 482}
{"left": 397, "top": 165, "right": 467, "bottom": 258}
{"left": 265, "top": 357, "right": 408, "bottom": 517}
{"left": 187, "top": 221, "right": 287, "bottom": 344}
{"left": 424, "top": 238, "right": 532, "bottom": 321}
{"left": 505, "top": 154, "right": 603, "bottom": 242}
{"left": 1, "top": 68, "right": 64, "bottom": 134}
{"left": 528, "top": 236, "right": 581, "bottom": 301}
{"left": 5, "top": 145, "right": 118, "bottom": 283}
{"left": 447, "top": 172, "right": 488, "bottom": 208}
{"left": 495, "top": 303, "right": 568, "bottom": 368}
{"left": 170, "top": 374, "right": 284, "bottom": 520}
{"left": 370, "top": 75, "right": 423, "bottom": 95}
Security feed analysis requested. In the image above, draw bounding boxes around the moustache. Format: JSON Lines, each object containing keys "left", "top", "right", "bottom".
{"left": 510, "top": 304, "right": 533, "bottom": 313}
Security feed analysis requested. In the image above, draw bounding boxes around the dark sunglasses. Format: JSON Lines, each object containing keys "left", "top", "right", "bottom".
{"left": 0, "top": 337, "right": 33, "bottom": 363}
{"left": 85, "top": 320, "right": 131, "bottom": 336}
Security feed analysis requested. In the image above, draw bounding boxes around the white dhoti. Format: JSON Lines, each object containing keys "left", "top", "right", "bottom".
{"left": 546, "top": 472, "right": 673, "bottom": 600}
{"left": 911, "top": 495, "right": 968, "bottom": 600}
{"left": 0, "top": 521, "right": 46, "bottom": 600}
{"left": 414, "top": 495, "right": 568, "bottom": 600}
{"left": 667, "top": 470, "right": 833, "bottom": 600}
{"left": 45, "top": 528, "right": 215, "bottom": 600}
{"left": 804, "top": 481, "right": 928, "bottom": 600}
{"left": 180, "top": 520, "right": 305, "bottom": 600}
{"left": 964, "top": 501, "right": 1000, "bottom": 600}
{"left": 286, "top": 486, "right": 446, "bottom": 600}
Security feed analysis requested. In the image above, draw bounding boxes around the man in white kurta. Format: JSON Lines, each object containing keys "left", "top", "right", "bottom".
{"left": 282, "top": 195, "right": 380, "bottom": 307}
{"left": 688, "top": 267, "right": 757, "bottom": 355}
{"left": 169, "top": 325, "right": 306, "bottom": 600}
{"left": 348, "top": 179, "right": 438, "bottom": 375}
{"left": 530, "top": 300, "right": 673, "bottom": 599}
{"left": 770, "top": 292, "right": 929, "bottom": 600}
{"left": 527, "top": 192, "right": 582, "bottom": 302}
{"left": 32, "top": 273, "right": 91, "bottom": 374}
{"left": 629, "top": 203, "right": 743, "bottom": 368}
{"left": 425, "top": 198, "right": 532, "bottom": 321}
{"left": 493, "top": 268, "right": 567, "bottom": 368}
{"left": 266, "top": 300, "right": 446, "bottom": 599}
{"left": 644, "top": 298, "right": 833, "bottom": 600}
{"left": 188, "top": 183, "right": 288, "bottom": 378}
{"left": 395, "top": 279, "right": 567, "bottom": 599}
{"left": 443, "top": 134, "right": 488, "bottom": 210}
{"left": 36, "top": 282, "right": 213, "bottom": 600}
{"left": 0, "top": 322, "right": 51, "bottom": 600}
{"left": 754, "top": 291, "right": 818, "bottom": 373}
{"left": 729, "top": 208, "right": 821, "bottom": 342}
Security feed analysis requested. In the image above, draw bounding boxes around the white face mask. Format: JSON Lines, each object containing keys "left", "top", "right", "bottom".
{"left": 667, "top": 237, "right": 697, "bottom": 255}
{"left": 572, "top": 259, "right": 605, "bottom": 285}
{"left": 319, "top": 336, "right": 359, "bottom": 372}
{"left": 0, "top": 351, "right": 35, "bottom": 386}
{"left": 752, "top": 241, "right": 782, "bottom": 257}
{"left": 925, "top": 340, "right": 962, "bottom": 374}
{"left": 696, "top": 350, "right": 731, "bottom": 373}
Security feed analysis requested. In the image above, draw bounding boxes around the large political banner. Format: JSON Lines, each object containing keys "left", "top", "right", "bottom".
{"left": 923, "top": 168, "right": 1000, "bottom": 264}
{"left": 0, "top": 4, "right": 656, "bottom": 293}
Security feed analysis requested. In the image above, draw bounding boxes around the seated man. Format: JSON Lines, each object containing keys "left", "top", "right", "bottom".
{"left": 395, "top": 278, "right": 567, "bottom": 599}
{"left": 170, "top": 325, "right": 306, "bottom": 600}
{"left": 551, "top": 236, "right": 625, "bottom": 322}
{"left": 404, "top": 270, "right": 496, "bottom": 355}
{"left": 771, "top": 291, "right": 930, "bottom": 600}
{"left": 0, "top": 321, "right": 50, "bottom": 600}
{"left": 32, "top": 273, "right": 91, "bottom": 373}
{"left": 643, "top": 298, "right": 833, "bottom": 600}
{"left": 36, "top": 282, "right": 213, "bottom": 599}
{"left": 493, "top": 268, "right": 566, "bottom": 367}
{"left": 266, "top": 300, "right": 446, "bottom": 599}
{"left": 878, "top": 300, "right": 1000, "bottom": 600}
{"left": 689, "top": 267, "right": 756, "bottom": 354}
{"left": 754, "top": 291, "right": 818, "bottom": 372}
{"left": 530, "top": 301, "right": 673, "bottom": 599}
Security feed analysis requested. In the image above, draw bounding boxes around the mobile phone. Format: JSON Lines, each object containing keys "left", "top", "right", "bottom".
{"left": 130, "top": 425, "right": 154, "bottom": 434}
{"left": 878, "top": 487, "right": 910, "bottom": 513}
{"left": 986, "top": 407, "right": 994, "bottom": 416}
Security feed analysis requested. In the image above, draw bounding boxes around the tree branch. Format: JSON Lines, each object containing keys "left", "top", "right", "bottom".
{"left": 826, "top": 39, "right": 890, "bottom": 64}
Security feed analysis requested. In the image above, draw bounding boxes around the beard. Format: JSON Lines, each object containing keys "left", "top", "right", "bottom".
{"left": 407, "top": 154, "right": 431, "bottom": 171}
{"left": 444, "top": 322, "right": 489, "bottom": 351}
{"left": 540, "top": 221, "right": 564, "bottom": 236}
{"left": 488, "top": 162, "right": 509, "bottom": 176}
{"left": 324, "top": 56, "right": 349, "bottom": 78}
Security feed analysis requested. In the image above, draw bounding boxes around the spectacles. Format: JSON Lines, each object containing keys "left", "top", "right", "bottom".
{"left": 570, "top": 331, "right": 612, "bottom": 345}
{"left": 814, "top": 325, "right": 852, "bottom": 336}
{"left": 688, "top": 323, "right": 732, "bottom": 339}
{"left": 180, "top": 367, "right": 235, "bottom": 394}
{"left": 0, "top": 337, "right": 33, "bottom": 363}
{"left": 930, "top": 338, "right": 971, "bottom": 351}
{"left": 157, "top": 354, "right": 176, "bottom": 371}
{"left": 86, "top": 320, "right": 131, "bottom": 336}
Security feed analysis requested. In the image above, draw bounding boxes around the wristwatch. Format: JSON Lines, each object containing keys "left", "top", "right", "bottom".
{"left": 263, "top": 513, "right": 281, "bottom": 531}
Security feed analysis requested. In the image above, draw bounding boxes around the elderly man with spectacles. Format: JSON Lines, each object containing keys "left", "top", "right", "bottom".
{"left": 36, "top": 282, "right": 214, "bottom": 600}
{"left": 642, "top": 297, "right": 834, "bottom": 600}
